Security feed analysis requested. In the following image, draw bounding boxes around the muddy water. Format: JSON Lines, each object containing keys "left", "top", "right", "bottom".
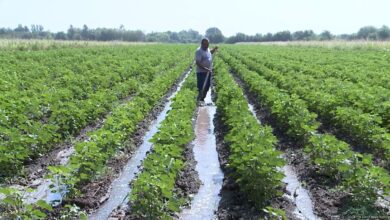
{"left": 25, "top": 147, "right": 74, "bottom": 205}
{"left": 25, "top": 179, "right": 67, "bottom": 206}
{"left": 22, "top": 104, "right": 118, "bottom": 204}
{"left": 282, "top": 165, "right": 319, "bottom": 220}
{"left": 246, "top": 98, "right": 318, "bottom": 220}
{"left": 180, "top": 93, "right": 224, "bottom": 220}
{"left": 56, "top": 147, "right": 75, "bottom": 165}
{"left": 88, "top": 71, "right": 190, "bottom": 220}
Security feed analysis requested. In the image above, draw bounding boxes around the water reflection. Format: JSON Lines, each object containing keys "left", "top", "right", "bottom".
{"left": 180, "top": 93, "right": 224, "bottom": 220}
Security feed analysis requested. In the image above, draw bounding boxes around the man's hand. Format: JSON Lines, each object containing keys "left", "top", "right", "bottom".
{"left": 211, "top": 46, "right": 219, "bottom": 54}
{"left": 204, "top": 67, "right": 212, "bottom": 72}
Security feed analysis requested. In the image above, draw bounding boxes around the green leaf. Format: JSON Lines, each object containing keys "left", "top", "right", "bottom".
{"left": 79, "top": 213, "right": 88, "bottom": 220}
{"left": 36, "top": 200, "right": 53, "bottom": 211}
{"left": 32, "top": 209, "right": 47, "bottom": 218}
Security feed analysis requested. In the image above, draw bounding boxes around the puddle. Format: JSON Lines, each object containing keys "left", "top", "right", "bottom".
{"left": 88, "top": 71, "right": 191, "bottom": 220}
{"left": 179, "top": 92, "right": 224, "bottom": 220}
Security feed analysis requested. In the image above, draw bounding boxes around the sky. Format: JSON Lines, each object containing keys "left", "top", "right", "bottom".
{"left": 0, "top": 0, "right": 389, "bottom": 37}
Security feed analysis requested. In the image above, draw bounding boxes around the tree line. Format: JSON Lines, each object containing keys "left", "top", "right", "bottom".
{"left": 0, "top": 24, "right": 203, "bottom": 43}
{"left": 1, "top": 24, "right": 389, "bottom": 43}
{"left": 223, "top": 25, "right": 390, "bottom": 43}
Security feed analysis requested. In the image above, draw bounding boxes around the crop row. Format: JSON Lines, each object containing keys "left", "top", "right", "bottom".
{"left": 232, "top": 48, "right": 390, "bottom": 130}
{"left": 231, "top": 45, "right": 390, "bottom": 89}
{"left": 0, "top": 45, "right": 193, "bottom": 179}
{"left": 0, "top": 59, "right": 193, "bottom": 219}
{"left": 129, "top": 72, "right": 197, "bottom": 219}
{"left": 226, "top": 50, "right": 390, "bottom": 165}
{"left": 48, "top": 59, "right": 192, "bottom": 197}
{"left": 213, "top": 58, "right": 285, "bottom": 210}
{"left": 220, "top": 52, "right": 390, "bottom": 214}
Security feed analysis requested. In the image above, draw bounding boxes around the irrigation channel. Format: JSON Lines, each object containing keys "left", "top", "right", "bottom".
{"left": 179, "top": 91, "right": 224, "bottom": 219}
{"left": 11, "top": 67, "right": 317, "bottom": 219}
{"left": 11, "top": 69, "right": 191, "bottom": 213}
{"left": 89, "top": 70, "right": 192, "bottom": 219}
{"left": 17, "top": 94, "right": 134, "bottom": 205}
{"left": 89, "top": 73, "right": 317, "bottom": 219}
{"left": 246, "top": 94, "right": 318, "bottom": 220}
{"left": 93, "top": 77, "right": 224, "bottom": 219}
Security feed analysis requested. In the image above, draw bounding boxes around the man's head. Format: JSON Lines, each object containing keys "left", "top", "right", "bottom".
{"left": 201, "top": 38, "right": 209, "bottom": 50}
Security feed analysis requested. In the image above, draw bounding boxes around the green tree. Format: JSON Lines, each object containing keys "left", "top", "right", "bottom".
{"left": 168, "top": 31, "right": 180, "bottom": 42}
{"left": 357, "top": 26, "right": 377, "bottom": 39}
{"left": 30, "top": 24, "right": 48, "bottom": 39}
{"left": 292, "top": 30, "right": 315, "bottom": 41}
{"left": 319, "top": 30, "right": 333, "bottom": 41}
{"left": 55, "top": 32, "right": 67, "bottom": 40}
{"left": 97, "top": 28, "right": 119, "bottom": 41}
{"left": 67, "top": 25, "right": 76, "bottom": 40}
{"left": 205, "top": 27, "right": 224, "bottom": 43}
{"left": 263, "top": 33, "right": 273, "bottom": 41}
{"left": 81, "top": 24, "right": 90, "bottom": 40}
{"left": 273, "top": 30, "right": 292, "bottom": 41}
{"left": 225, "top": 33, "right": 248, "bottom": 43}
{"left": 253, "top": 33, "right": 263, "bottom": 42}
{"left": 177, "top": 29, "right": 202, "bottom": 43}
{"left": 377, "top": 25, "right": 390, "bottom": 40}
{"left": 145, "top": 32, "right": 170, "bottom": 42}
{"left": 14, "top": 24, "right": 26, "bottom": 33}
{"left": 122, "top": 30, "right": 145, "bottom": 41}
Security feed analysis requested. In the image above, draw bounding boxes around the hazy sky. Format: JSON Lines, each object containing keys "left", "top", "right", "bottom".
{"left": 0, "top": 0, "right": 389, "bottom": 36}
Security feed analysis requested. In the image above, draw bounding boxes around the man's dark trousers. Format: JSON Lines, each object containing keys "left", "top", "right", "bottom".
{"left": 196, "top": 72, "right": 211, "bottom": 101}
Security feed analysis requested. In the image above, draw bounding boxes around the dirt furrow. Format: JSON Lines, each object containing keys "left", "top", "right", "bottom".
{"left": 85, "top": 69, "right": 195, "bottom": 219}
{"left": 230, "top": 71, "right": 342, "bottom": 219}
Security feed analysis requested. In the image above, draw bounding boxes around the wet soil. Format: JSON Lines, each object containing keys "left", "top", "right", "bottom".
{"left": 110, "top": 141, "right": 201, "bottom": 220}
{"left": 175, "top": 140, "right": 202, "bottom": 206}
{"left": 213, "top": 110, "right": 299, "bottom": 220}
{"left": 80, "top": 71, "right": 190, "bottom": 207}
{"left": 120, "top": 85, "right": 201, "bottom": 220}
{"left": 13, "top": 115, "right": 108, "bottom": 187}
{"left": 213, "top": 109, "right": 263, "bottom": 220}
{"left": 211, "top": 77, "right": 271, "bottom": 219}
{"left": 13, "top": 93, "right": 138, "bottom": 188}
{"left": 174, "top": 103, "right": 202, "bottom": 206}
{"left": 179, "top": 94, "right": 224, "bottom": 219}
{"left": 230, "top": 71, "right": 346, "bottom": 219}
{"left": 44, "top": 71, "right": 192, "bottom": 219}
{"left": 317, "top": 120, "right": 389, "bottom": 170}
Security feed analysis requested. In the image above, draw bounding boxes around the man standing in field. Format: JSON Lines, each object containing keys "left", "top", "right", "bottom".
{"left": 195, "top": 38, "right": 218, "bottom": 106}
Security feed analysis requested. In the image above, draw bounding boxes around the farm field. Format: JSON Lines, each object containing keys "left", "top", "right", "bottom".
{"left": 0, "top": 41, "right": 389, "bottom": 219}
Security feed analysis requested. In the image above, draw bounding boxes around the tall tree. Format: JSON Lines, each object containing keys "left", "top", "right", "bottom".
{"left": 81, "top": 24, "right": 90, "bottom": 40}
{"left": 67, "top": 25, "right": 76, "bottom": 40}
{"left": 55, "top": 32, "right": 67, "bottom": 40}
{"left": 292, "top": 30, "right": 315, "bottom": 41}
{"left": 205, "top": 27, "right": 224, "bottom": 43}
{"left": 273, "top": 30, "right": 292, "bottom": 41}
{"left": 357, "top": 26, "right": 377, "bottom": 39}
{"left": 377, "top": 25, "right": 390, "bottom": 40}
{"left": 319, "top": 30, "right": 333, "bottom": 41}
